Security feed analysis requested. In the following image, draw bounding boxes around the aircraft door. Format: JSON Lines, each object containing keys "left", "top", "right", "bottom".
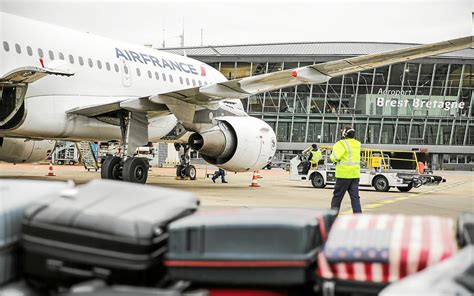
{"left": 120, "top": 59, "right": 132, "bottom": 87}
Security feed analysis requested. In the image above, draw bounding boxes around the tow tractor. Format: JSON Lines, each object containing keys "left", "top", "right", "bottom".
{"left": 290, "top": 147, "right": 446, "bottom": 192}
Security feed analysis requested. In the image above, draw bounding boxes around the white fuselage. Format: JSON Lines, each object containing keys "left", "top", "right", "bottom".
{"left": 0, "top": 12, "right": 229, "bottom": 142}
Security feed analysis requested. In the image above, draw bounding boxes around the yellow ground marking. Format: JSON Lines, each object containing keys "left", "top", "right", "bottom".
{"left": 338, "top": 180, "right": 470, "bottom": 214}
{"left": 364, "top": 203, "right": 383, "bottom": 209}
{"left": 380, "top": 199, "right": 396, "bottom": 204}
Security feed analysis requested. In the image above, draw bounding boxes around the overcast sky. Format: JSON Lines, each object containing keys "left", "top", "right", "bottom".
{"left": 1, "top": 0, "right": 472, "bottom": 48}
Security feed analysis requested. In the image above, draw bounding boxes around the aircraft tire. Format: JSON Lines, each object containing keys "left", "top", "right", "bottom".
{"left": 185, "top": 165, "right": 197, "bottom": 180}
{"left": 123, "top": 157, "right": 148, "bottom": 184}
{"left": 101, "top": 155, "right": 122, "bottom": 180}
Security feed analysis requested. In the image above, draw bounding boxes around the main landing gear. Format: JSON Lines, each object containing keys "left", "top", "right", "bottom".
{"left": 101, "top": 111, "right": 150, "bottom": 184}
{"left": 174, "top": 143, "right": 197, "bottom": 180}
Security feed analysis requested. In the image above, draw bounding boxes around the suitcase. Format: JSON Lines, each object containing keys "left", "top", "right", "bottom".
{"left": 456, "top": 213, "right": 474, "bottom": 247}
{"left": 165, "top": 208, "right": 337, "bottom": 286}
{"left": 380, "top": 246, "right": 474, "bottom": 296}
{"left": 0, "top": 179, "right": 71, "bottom": 286}
{"left": 317, "top": 214, "right": 457, "bottom": 295}
{"left": 61, "top": 280, "right": 209, "bottom": 296}
{"left": 21, "top": 179, "right": 199, "bottom": 289}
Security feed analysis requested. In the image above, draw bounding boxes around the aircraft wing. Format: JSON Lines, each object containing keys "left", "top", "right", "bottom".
{"left": 151, "top": 36, "right": 472, "bottom": 103}
{"left": 69, "top": 36, "right": 471, "bottom": 118}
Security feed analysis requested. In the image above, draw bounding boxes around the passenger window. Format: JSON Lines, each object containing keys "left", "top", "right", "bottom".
{"left": 162, "top": 73, "right": 167, "bottom": 81}
{"left": 15, "top": 43, "right": 21, "bottom": 54}
{"left": 148, "top": 70, "right": 152, "bottom": 79}
{"left": 78, "top": 56, "right": 84, "bottom": 66}
{"left": 69, "top": 55, "right": 75, "bottom": 64}
{"left": 106, "top": 62, "right": 111, "bottom": 71}
{"left": 155, "top": 72, "right": 159, "bottom": 80}
{"left": 136, "top": 68, "right": 141, "bottom": 76}
{"left": 49, "top": 50, "right": 54, "bottom": 60}
{"left": 124, "top": 66, "right": 129, "bottom": 74}
{"left": 185, "top": 78, "right": 190, "bottom": 85}
{"left": 179, "top": 77, "right": 183, "bottom": 84}
{"left": 2, "top": 41, "right": 9, "bottom": 52}
{"left": 169, "top": 74, "right": 173, "bottom": 82}
{"left": 204, "top": 81, "right": 208, "bottom": 85}
{"left": 114, "top": 64, "right": 119, "bottom": 72}
{"left": 192, "top": 79, "right": 196, "bottom": 87}
{"left": 97, "top": 60, "right": 102, "bottom": 69}
{"left": 59, "top": 52, "right": 64, "bottom": 60}
{"left": 198, "top": 80, "right": 202, "bottom": 86}
{"left": 26, "top": 46, "right": 33, "bottom": 56}
{"left": 88, "top": 58, "right": 93, "bottom": 67}
{"left": 38, "top": 48, "right": 44, "bottom": 58}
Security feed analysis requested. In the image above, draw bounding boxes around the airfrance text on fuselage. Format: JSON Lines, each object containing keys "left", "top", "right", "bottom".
{"left": 115, "top": 48, "right": 203, "bottom": 76}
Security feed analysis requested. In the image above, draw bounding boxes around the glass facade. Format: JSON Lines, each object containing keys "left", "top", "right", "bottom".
{"left": 210, "top": 61, "right": 473, "bottom": 147}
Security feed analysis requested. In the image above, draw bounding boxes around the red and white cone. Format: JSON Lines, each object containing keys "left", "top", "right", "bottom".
{"left": 249, "top": 171, "right": 260, "bottom": 187}
{"left": 256, "top": 170, "right": 263, "bottom": 179}
{"left": 46, "top": 161, "right": 56, "bottom": 176}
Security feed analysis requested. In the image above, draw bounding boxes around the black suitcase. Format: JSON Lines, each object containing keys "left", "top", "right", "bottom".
{"left": 21, "top": 180, "right": 199, "bottom": 289}
{"left": 61, "top": 280, "right": 209, "bottom": 296}
{"left": 457, "top": 213, "right": 474, "bottom": 247}
{"left": 165, "top": 208, "right": 337, "bottom": 286}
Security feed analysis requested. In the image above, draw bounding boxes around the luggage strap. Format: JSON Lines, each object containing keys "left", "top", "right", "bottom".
{"left": 315, "top": 213, "right": 327, "bottom": 241}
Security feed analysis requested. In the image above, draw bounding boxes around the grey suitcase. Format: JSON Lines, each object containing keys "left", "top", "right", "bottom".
{"left": 62, "top": 280, "right": 209, "bottom": 296}
{"left": 165, "top": 208, "right": 337, "bottom": 286}
{"left": 0, "top": 179, "right": 70, "bottom": 286}
{"left": 380, "top": 246, "right": 474, "bottom": 296}
{"left": 21, "top": 179, "right": 199, "bottom": 289}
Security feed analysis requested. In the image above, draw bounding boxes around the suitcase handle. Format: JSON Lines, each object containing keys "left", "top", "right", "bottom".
{"left": 47, "top": 259, "right": 110, "bottom": 280}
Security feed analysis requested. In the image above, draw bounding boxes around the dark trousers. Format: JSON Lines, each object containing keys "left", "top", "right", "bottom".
{"left": 213, "top": 169, "right": 226, "bottom": 182}
{"left": 331, "top": 178, "right": 362, "bottom": 214}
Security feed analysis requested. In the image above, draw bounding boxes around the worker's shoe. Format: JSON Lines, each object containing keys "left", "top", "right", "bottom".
{"left": 212, "top": 178, "right": 216, "bottom": 183}
{"left": 222, "top": 180, "right": 228, "bottom": 183}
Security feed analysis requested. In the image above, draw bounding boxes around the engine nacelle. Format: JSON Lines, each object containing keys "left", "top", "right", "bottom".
{"left": 189, "top": 116, "right": 276, "bottom": 172}
{"left": 0, "top": 137, "right": 56, "bottom": 163}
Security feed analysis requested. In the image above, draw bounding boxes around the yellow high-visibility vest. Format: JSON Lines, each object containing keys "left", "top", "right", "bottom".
{"left": 330, "top": 138, "right": 361, "bottom": 179}
{"left": 310, "top": 150, "right": 322, "bottom": 165}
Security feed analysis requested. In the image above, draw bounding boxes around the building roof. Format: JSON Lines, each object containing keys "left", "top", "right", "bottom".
{"left": 162, "top": 41, "right": 474, "bottom": 59}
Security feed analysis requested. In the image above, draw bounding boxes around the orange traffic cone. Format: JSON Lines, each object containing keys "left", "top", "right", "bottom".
{"left": 249, "top": 171, "right": 260, "bottom": 187}
{"left": 46, "top": 161, "right": 56, "bottom": 176}
{"left": 256, "top": 170, "right": 263, "bottom": 179}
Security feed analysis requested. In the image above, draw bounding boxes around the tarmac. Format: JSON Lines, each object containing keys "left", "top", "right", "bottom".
{"left": 1, "top": 162, "right": 473, "bottom": 219}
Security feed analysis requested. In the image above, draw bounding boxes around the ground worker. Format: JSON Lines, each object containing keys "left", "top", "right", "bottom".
{"left": 309, "top": 144, "right": 323, "bottom": 169}
{"left": 212, "top": 168, "right": 228, "bottom": 183}
{"left": 329, "top": 127, "right": 362, "bottom": 214}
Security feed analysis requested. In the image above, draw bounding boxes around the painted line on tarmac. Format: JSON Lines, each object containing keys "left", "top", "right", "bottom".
{"left": 340, "top": 180, "right": 469, "bottom": 215}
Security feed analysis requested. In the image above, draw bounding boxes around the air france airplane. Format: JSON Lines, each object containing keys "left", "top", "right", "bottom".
{"left": 0, "top": 11, "right": 471, "bottom": 183}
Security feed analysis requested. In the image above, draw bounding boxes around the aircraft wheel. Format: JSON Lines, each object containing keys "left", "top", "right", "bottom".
{"left": 176, "top": 165, "right": 186, "bottom": 178}
{"left": 397, "top": 183, "right": 413, "bottom": 192}
{"left": 185, "top": 165, "right": 197, "bottom": 180}
{"left": 373, "top": 176, "right": 390, "bottom": 192}
{"left": 123, "top": 157, "right": 149, "bottom": 184}
{"left": 101, "top": 155, "right": 122, "bottom": 180}
{"left": 311, "top": 173, "right": 326, "bottom": 188}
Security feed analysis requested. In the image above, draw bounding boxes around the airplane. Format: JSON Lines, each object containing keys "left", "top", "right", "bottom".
{"left": 0, "top": 11, "right": 471, "bottom": 183}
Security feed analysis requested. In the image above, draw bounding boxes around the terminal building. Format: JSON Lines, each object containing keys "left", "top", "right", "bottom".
{"left": 164, "top": 41, "right": 474, "bottom": 170}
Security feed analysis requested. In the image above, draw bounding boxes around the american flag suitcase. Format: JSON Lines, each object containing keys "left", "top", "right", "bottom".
{"left": 317, "top": 214, "right": 457, "bottom": 295}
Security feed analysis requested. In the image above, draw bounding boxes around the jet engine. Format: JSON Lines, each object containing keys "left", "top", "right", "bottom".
{"left": 0, "top": 137, "right": 56, "bottom": 163}
{"left": 188, "top": 116, "right": 276, "bottom": 172}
